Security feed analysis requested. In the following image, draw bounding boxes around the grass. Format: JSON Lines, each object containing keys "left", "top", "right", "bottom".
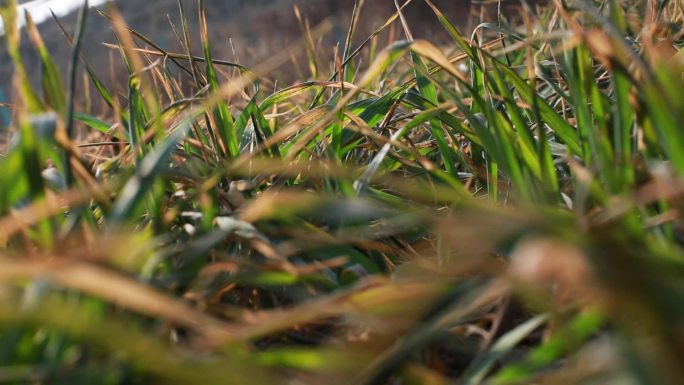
{"left": 1, "top": 0, "right": 684, "bottom": 384}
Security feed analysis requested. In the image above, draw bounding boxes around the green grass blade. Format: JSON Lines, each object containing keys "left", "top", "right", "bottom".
{"left": 25, "top": 11, "right": 66, "bottom": 115}
{"left": 462, "top": 314, "right": 548, "bottom": 385}
{"left": 0, "top": 0, "right": 44, "bottom": 113}
{"left": 411, "top": 53, "right": 459, "bottom": 176}
{"left": 199, "top": 0, "right": 237, "bottom": 158}
{"left": 63, "top": 0, "right": 88, "bottom": 186}
{"left": 499, "top": 64, "right": 582, "bottom": 155}
{"left": 108, "top": 115, "right": 192, "bottom": 225}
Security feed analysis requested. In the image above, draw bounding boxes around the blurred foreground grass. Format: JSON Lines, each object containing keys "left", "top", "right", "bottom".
{"left": 1, "top": 0, "right": 684, "bottom": 384}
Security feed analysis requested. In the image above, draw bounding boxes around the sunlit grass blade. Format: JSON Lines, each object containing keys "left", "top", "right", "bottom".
{"left": 498, "top": 63, "right": 582, "bottom": 156}
{"left": 199, "top": 0, "right": 237, "bottom": 158}
{"left": 24, "top": 11, "right": 66, "bottom": 115}
{"left": 128, "top": 75, "right": 148, "bottom": 160}
{"left": 0, "top": 0, "right": 44, "bottom": 113}
{"left": 50, "top": 9, "right": 119, "bottom": 114}
{"left": 410, "top": 54, "right": 459, "bottom": 177}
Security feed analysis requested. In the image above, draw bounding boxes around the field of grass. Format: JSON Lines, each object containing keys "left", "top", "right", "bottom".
{"left": 1, "top": 0, "right": 684, "bottom": 384}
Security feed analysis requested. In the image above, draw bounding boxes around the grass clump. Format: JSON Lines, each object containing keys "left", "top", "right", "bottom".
{"left": 1, "top": 0, "right": 684, "bottom": 384}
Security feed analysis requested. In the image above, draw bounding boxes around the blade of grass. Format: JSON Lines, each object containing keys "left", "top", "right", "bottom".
{"left": 24, "top": 11, "right": 66, "bottom": 115}
{"left": 199, "top": 0, "right": 237, "bottom": 158}
{"left": 63, "top": 0, "right": 88, "bottom": 186}
{"left": 108, "top": 113, "right": 195, "bottom": 224}
{"left": 0, "top": 0, "right": 44, "bottom": 113}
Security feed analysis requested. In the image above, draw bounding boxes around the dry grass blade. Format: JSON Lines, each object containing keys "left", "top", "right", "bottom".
{"left": 0, "top": 256, "right": 240, "bottom": 342}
